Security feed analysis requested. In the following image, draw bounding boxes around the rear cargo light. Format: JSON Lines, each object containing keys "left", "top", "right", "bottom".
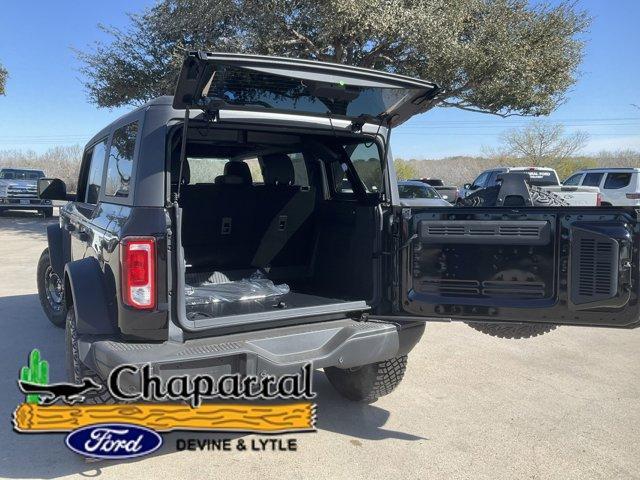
{"left": 121, "top": 237, "right": 156, "bottom": 309}
{"left": 626, "top": 193, "right": 640, "bottom": 199}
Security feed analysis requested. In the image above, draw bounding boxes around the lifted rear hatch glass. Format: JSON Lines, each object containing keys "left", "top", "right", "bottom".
{"left": 173, "top": 52, "right": 439, "bottom": 127}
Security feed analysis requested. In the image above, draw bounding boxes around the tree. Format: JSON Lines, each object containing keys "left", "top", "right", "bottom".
{"left": 498, "top": 121, "right": 589, "bottom": 166}
{"left": 394, "top": 159, "right": 418, "bottom": 180}
{"left": 77, "top": 0, "right": 589, "bottom": 117}
{"left": 0, "top": 62, "right": 7, "bottom": 95}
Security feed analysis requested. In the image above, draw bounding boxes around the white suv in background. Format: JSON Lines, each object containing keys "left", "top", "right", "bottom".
{"left": 564, "top": 168, "right": 640, "bottom": 206}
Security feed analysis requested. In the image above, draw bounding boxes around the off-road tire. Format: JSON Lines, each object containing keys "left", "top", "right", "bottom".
{"left": 324, "top": 355, "right": 408, "bottom": 403}
{"left": 466, "top": 322, "right": 557, "bottom": 339}
{"left": 66, "top": 309, "right": 117, "bottom": 404}
{"left": 457, "top": 185, "right": 568, "bottom": 207}
{"left": 37, "top": 248, "right": 66, "bottom": 328}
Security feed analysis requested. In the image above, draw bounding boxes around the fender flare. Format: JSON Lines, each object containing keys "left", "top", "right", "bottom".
{"left": 64, "top": 257, "right": 117, "bottom": 335}
{"left": 46, "top": 224, "right": 70, "bottom": 277}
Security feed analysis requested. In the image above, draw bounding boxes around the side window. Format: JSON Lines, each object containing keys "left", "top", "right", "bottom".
{"left": 243, "top": 158, "right": 264, "bottom": 184}
{"left": 105, "top": 122, "right": 138, "bottom": 197}
{"left": 473, "top": 172, "right": 489, "bottom": 188}
{"left": 582, "top": 172, "right": 604, "bottom": 187}
{"left": 187, "top": 158, "right": 227, "bottom": 183}
{"left": 331, "top": 161, "right": 353, "bottom": 193}
{"left": 347, "top": 142, "right": 382, "bottom": 193}
{"left": 603, "top": 172, "right": 632, "bottom": 190}
{"left": 563, "top": 173, "right": 583, "bottom": 186}
{"left": 82, "top": 140, "right": 108, "bottom": 205}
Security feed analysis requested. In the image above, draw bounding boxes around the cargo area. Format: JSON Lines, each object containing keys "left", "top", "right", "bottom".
{"left": 170, "top": 125, "right": 384, "bottom": 330}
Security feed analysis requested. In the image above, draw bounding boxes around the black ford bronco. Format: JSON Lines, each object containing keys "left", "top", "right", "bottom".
{"left": 37, "top": 52, "right": 640, "bottom": 403}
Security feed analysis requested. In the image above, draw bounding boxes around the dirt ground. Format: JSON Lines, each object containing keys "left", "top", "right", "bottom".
{"left": 0, "top": 211, "right": 638, "bottom": 480}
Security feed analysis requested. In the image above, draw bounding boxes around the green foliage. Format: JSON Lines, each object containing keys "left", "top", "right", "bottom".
{"left": 20, "top": 349, "right": 49, "bottom": 404}
{"left": 77, "top": 0, "right": 589, "bottom": 117}
{"left": 394, "top": 159, "right": 418, "bottom": 180}
{"left": 552, "top": 157, "right": 597, "bottom": 181}
{"left": 0, "top": 62, "right": 7, "bottom": 95}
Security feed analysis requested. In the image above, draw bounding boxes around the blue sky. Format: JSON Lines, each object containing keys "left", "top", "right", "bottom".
{"left": 0, "top": 0, "right": 638, "bottom": 158}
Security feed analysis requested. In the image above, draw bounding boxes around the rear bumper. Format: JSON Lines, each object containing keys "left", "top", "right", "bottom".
{"left": 80, "top": 319, "right": 425, "bottom": 388}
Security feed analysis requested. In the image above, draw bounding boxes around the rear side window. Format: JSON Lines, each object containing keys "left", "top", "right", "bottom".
{"left": 84, "top": 140, "right": 108, "bottom": 204}
{"left": 105, "top": 122, "right": 138, "bottom": 197}
{"left": 582, "top": 172, "right": 604, "bottom": 187}
{"left": 603, "top": 172, "right": 632, "bottom": 189}
{"left": 348, "top": 142, "right": 382, "bottom": 193}
{"left": 563, "top": 173, "right": 583, "bottom": 186}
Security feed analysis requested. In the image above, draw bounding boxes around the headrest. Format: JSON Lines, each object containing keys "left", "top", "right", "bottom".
{"left": 214, "top": 161, "right": 252, "bottom": 185}
{"left": 172, "top": 159, "right": 190, "bottom": 185}
{"left": 262, "top": 153, "right": 294, "bottom": 186}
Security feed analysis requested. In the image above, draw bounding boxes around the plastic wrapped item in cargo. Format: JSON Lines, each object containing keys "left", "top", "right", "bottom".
{"left": 185, "top": 270, "right": 290, "bottom": 305}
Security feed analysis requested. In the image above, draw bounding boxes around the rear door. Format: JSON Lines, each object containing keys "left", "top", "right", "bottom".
{"left": 173, "top": 51, "right": 439, "bottom": 127}
{"left": 398, "top": 206, "right": 640, "bottom": 328}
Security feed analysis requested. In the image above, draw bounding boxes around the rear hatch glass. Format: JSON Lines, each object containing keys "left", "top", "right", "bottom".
{"left": 173, "top": 52, "right": 439, "bottom": 127}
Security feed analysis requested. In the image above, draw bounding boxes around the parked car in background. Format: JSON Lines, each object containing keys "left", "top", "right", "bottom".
{"left": 459, "top": 166, "right": 601, "bottom": 206}
{"left": 0, "top": 168, "right": 53, "bottom": 217}
{"left": 398, "top": 180, "right": 451, "bottom": 207}
{"left": 563, "top": 168, "right": 640, "bottom": 206}
{"left": 410, "top": 178, "right": 458, "bottom": 202}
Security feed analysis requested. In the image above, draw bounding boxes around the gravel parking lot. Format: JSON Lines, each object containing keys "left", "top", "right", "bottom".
{"left": 0, "top": 211, "right": 638, "bottom": 480}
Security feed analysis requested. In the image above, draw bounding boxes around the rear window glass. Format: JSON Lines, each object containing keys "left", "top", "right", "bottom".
{"left": 603, "top": 172, "right": 632, "bottom": 189}
{"left": 206, "top": 65, "right": 422, "bottom": 119}
{"left": 399, "top": 184, "right": 439, "bottom": 199}
{"left": 105, "top": 121, "right": 138, "bottom": 197}
{"left": 0, "top": 169, "right": 45, "bottom": 180}
{"left": 582, "top": 172, "right": 604, "bottom": 187}
{"left": 519, "top": 170, "right": 559, "bottom": 186}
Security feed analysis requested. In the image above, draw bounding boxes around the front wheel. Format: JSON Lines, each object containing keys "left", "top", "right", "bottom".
{"left": 324, "top": 355, "right": 408, "bottom": 403}
{"left": 37, "top": 248, "right": 66, "bottom": 328}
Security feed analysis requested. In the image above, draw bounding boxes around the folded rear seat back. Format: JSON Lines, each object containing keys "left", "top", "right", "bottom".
{"left": 252, "top": 154, "right": 316, "bottom": 274}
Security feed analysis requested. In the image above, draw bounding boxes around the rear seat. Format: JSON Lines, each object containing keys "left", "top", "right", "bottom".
{"left": 180, "top": 161, "right": 255, "bottom": 269}
{"left": 180, "top": 154, "right": 317, "bottom": 279}
{"left": 251, "top": 153, "right": 316, "bottom": 274}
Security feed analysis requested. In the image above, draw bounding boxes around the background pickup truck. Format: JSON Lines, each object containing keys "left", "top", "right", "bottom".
{"left": 411, "top": 178, "right": 458, "bottom": 203}
{"left": 0, "top": 168, "right": 53, "bottom": 217}
{"left": 460, "top": 166, "right": 601, "bottom": 206}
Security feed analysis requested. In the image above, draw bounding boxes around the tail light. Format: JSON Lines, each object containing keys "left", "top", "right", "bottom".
{"left": 121, "top": 237, "right": 156, "bottom": 309}
{"left": 596, "top": 193, "right": 602, "bottom": 206}
{"left": 626, "top": 193, "right": 640, "bottom": 199}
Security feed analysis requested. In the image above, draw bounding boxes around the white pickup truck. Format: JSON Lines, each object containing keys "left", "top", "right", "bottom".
{"left": 460, "top": 166, "right": 601, "bottom": 206}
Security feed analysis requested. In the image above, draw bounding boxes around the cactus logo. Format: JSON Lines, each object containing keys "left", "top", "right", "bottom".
{"left": 17, "top": 349, "right": 102, "bottom": 405}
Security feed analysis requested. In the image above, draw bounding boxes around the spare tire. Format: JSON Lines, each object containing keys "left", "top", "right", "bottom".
{"left": 458, "top": 185, "right": 568, "bottom": 207}
{"left": 466, "top": 322, "right": 557, "bottom": 339}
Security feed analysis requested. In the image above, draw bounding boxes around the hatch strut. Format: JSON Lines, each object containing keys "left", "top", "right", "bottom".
{"left": 175, "top": 106, "right": 190, "bottom": 201}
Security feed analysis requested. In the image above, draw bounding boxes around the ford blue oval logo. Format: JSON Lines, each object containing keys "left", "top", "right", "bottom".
{"left": 65, "top": 423, "right": 162, "bottom": 459}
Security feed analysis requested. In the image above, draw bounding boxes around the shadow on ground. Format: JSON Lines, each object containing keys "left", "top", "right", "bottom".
{"left": 0, "top": 293, "right": 423, "bottom": 479}
{"left": 0, "top": 211, "right": 58, "bottom": 239}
